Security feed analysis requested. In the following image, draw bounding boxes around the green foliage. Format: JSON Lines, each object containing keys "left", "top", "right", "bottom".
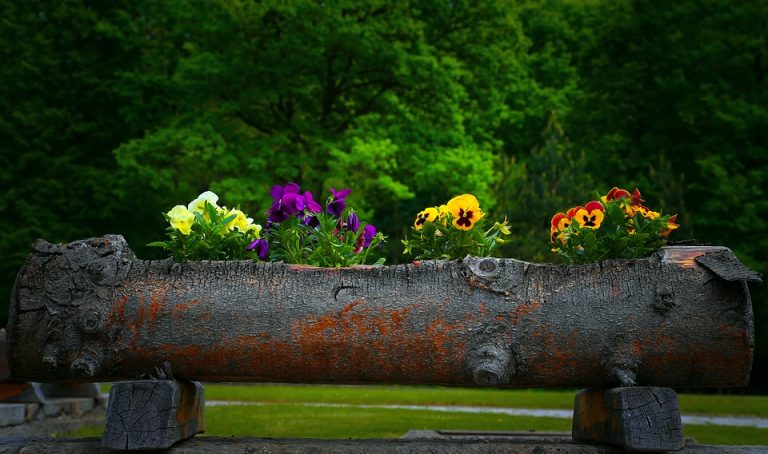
{"left": 149, "top": 201, "right": 262, "bottom": 262}
{"left": 497, "top": 112, "right": 595, "bottom": 262}
{"left": 552, "top": 198, "right": 674, "bottom": 264}
{"left": 402, "top": 217, "right": 509, "bottom": 261}
{"left": 402, "top": 195, "right": 510, "bottom": 260}
{"left": 267, "top": 210, "right": 385, "bottom": 267}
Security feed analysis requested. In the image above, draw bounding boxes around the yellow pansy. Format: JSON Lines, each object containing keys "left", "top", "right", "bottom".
{"left": 638, "top": 205, "right": 661, "bottom": 220}
{"left": 446, "top": 194, "right": 485, "bottom": 231}
{"left": 573, "top": 201, "right": 605, "bottom": 229}
{"left": 167, "top": 205, "right": 195, "bottom": 235}
{"left": 661, "top": 215, "right": 679, "bottom": 238}
{"left": 247, "top": 221, "right": 262, "bottom": 237}
{"left": 223, "top": 209, "right": 249, "bottom": 232}
{"left": 188, "top": 191, "right": 220, "bottom": 214}
{"left": 414, "top": 207, "right": 439, "bottom": 230}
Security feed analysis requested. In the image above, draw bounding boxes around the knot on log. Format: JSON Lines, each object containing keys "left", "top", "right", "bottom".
{"left": 80, "top": 308, "right": 105, "bottom": 334}
{"left": 70, "top": 349, "right": 102, "bottom": 378}
{"left": 470, "top": 345, "right": 512, "bottom": 386}
{"left": 462, "top": 257, "right": 529, "bottom": 296}
{"left": 603, "top": 336, "right": 640, "bottom": 387}
{"left": 466, "top": 323, "right": 520, "bottom": 386}
{"left": 653, "top": 286, "right": 676, "bottom": 315}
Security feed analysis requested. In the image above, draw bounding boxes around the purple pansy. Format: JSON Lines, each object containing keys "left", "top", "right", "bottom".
{"left": 271, "top": 182, "right": 300, "bottom": 201}
{"left": 326, "top": 187, "right": 351, "bottom": 216}
{"left": 303, "top": 191, "right": 322, "bottom": 213}
{"left": 267, "top": 182, "right": 306, "bottom": 223}
{"left": 362, "top": 224, "right": 377, "bottom": 247}
{"left": 248, "top": 238, "right": 269, "bottom": 261}
{"left": 302, "top": 215, "right": 320, "bottom": 228}
{"left": 346, "top": 212, "right": 360, "bottom": 233}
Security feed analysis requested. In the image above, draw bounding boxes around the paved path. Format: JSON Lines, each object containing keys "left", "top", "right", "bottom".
{"left": 205, "top": 400, "right": 768, "bottom": 429}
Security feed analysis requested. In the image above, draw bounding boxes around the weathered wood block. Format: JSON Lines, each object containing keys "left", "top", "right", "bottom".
{"left": 6, "top": 236, "right": 760, "bottom": 388}
{"left": 572, "top": 387, "right": 684, "bottom": 452}
{"left": 102, "top": 380, "right": 204, "bottom": 451}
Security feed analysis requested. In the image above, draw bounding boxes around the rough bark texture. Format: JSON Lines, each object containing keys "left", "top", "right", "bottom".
{"left": 7, "top": 235, "right": 760, "bottom": 387}
{"left": 101, "top": 380, "right": 204, "bottom": 451}
{"left": 572, "top": 387, "right": 684, "bottom": 452}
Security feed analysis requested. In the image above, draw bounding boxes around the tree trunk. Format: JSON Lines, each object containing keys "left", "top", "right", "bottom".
{"left": 7, "top": 235, "right": 760, "bottom": 387}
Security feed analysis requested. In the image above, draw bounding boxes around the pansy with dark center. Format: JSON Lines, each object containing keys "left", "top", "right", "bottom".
{"left": 414, "top": 207, "right": 438, "bottom": 230}
{"left": 326, "top": 187, "right": 351, "bottom": 216}
{"left": 574, "top": 201, "right": 605, "bottom": 230}
{"left": 446, "top": 194, "right": 485, "bottom": 231}
{"left": 267, "top": 182, "right": 306, "bottom": 223}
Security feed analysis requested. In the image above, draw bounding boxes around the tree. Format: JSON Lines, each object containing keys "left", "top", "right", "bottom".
{"left": 0, "top": 0, "right": 138, "bottom": 319}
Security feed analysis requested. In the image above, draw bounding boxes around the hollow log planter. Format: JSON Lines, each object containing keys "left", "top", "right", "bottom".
{"left": 7, "top": 235, "right": 761, "bottom": 451}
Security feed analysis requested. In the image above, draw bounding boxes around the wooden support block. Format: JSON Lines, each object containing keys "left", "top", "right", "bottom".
{"left": 102, "top": 380, "right": 204, "bottom": 451}
{"left": 572, "top": 387, "right": 684, "bottom": 452}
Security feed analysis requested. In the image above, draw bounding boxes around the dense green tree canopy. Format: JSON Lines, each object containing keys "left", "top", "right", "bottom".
{"left": 2, "top": 0, "right": 766, "bottom": 388}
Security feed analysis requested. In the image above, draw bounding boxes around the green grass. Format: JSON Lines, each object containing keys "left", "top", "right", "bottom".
{"left": 200, "top": 383, "right": 768, "bottom": 417}
{"left": 60, "top": 401, "right": 768, "bottom": 445}
{"left": 203, "top": 384, "right": 576, "bottom": 409}
{"left": 83, "top": 383, "right": 767, "bottom": 445}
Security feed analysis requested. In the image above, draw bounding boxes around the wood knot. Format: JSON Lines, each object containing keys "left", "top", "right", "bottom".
{"left": 653, "top": 286, "right": 676, "bottom": 315}
{"left": 70, "top": 351, "right": 102, "bottom": 378}
{"left": 470, "top": 345, "right": 512, "bottom": 386}
{"left": 80, "top": 309, "right": 104, "bottom": 334}
{"left": 479, "top": 259, "right": 497, "bottom": 273}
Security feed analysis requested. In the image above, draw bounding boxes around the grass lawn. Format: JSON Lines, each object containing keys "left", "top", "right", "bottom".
{"left": 72, "top": 383, "right": 766, "bottom": 445}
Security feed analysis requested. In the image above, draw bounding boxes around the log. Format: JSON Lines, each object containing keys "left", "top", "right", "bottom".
{"left": 572, "top": 387, "right": 684, "bottom": 452}
{"left": 7, "top": 235, "right": 760, "bottom": 387}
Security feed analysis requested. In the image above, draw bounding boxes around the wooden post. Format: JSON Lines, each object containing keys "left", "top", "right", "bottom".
{"left": 7, "top": 235, "right": 760, "bottom": 387}
{"left": 572, "top": 387, "right": 684, "bottom": 452}
{"left": 101, "top": 380, "right": 204, "bottom": 451}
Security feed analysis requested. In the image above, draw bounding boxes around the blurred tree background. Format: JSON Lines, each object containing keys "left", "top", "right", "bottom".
{"left": 1, "top": 0, "right": 766, "bottom": 390}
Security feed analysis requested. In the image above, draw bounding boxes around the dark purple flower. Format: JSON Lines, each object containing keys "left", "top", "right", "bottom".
{"left": 303, "top": 191, "right": 322, "bottom": 213}
{"left": 346, "top": 212, "right": 360, "bottom": 233}
{"left": 302, "top": 214, "right": 320, "bottom": 228}
{"left": 271, "top": 182, "right": 301, "bottom": 201}
{"left": 326, "top": 187, "right": 351, "bottom": 216}
{"left": 247, "top": 238, "right": 269, "bottom": 261}
{"left": 267, "top": 201, "right": 290, "bottom": 223}
{"left": 267, "top": 182, "right": 306, "bottom": 223}
{"left": 362, "top": 224, "right": 377, "bottom": 247}
{"left": 282, "top": 192, "right": 305, "bottom": 213}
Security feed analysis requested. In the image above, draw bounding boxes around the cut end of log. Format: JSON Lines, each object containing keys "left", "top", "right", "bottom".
{"left": 102, "top": 380, "right": 204, "bottom": 451}
{"left": 573, "top": 387, "right": 684, "bottom": 452}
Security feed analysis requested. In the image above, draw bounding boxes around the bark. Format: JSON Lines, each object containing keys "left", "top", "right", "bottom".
{"left": 7, "top": 235, "right": 760, "bottom": 387}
